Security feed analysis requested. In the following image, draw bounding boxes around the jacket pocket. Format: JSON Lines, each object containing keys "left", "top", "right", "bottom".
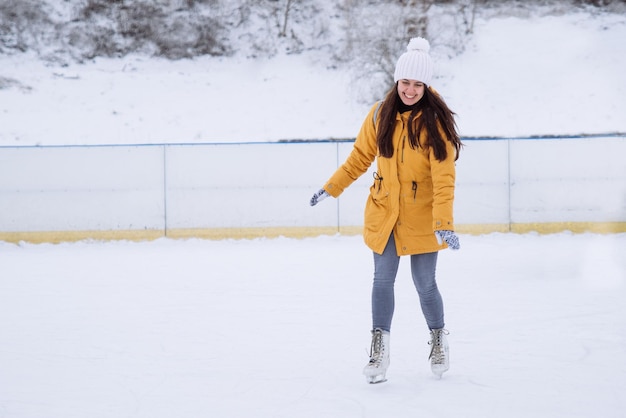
{"left": 364, "top": 192, "right": 388, "bottom": 234}
{"left": 402, "top": 180, "right": 434, "bottom": 235}
{"left": 365, "top": 172, "right": 389, "bottom": 230}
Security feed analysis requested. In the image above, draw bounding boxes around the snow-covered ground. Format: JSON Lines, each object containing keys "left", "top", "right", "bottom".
{"left": 1, "top": 9, "right": 625, "bottom": 418}
{"left": 1, "top": 233, "right": 625, "bottom": 417}
{"left": 1, "top": 11, "right": 625, "bottom": 146}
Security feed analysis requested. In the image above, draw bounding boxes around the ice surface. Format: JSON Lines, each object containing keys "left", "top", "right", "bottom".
{"left": 0, "top": 233, "right": 625, "bottom": 417}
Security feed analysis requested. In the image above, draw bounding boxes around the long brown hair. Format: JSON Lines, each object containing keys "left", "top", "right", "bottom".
{"left": 376, "top": 84, "right": 462, "bottom": 161}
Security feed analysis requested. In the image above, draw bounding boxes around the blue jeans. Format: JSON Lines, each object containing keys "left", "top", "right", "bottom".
{"left": 372, "top": 233, "right": 444, "bottom": 332}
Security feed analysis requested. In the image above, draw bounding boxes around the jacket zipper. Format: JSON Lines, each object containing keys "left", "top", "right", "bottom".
{"left": 412, "top": 181, "right": 417, "bottom": 202}
{"left": 399, "top": 117, "right": 406, "bottom": 163}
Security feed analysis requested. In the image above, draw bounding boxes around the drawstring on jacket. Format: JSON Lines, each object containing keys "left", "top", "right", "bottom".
{"left": 373, "top": 172, "right": 384, "bottom": 193}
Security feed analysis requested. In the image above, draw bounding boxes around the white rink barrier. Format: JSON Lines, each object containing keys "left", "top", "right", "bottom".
{"left": 0, "top": 136, "right": 624, "bottom": 243}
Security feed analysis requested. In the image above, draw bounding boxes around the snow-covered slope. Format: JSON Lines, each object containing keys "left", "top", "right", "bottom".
{"left": 0, "top": 10, "right": 624, "bottom": 146}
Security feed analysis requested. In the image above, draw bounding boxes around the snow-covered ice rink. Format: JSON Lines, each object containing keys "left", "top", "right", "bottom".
{"left": 2, "top": 6, "right": 625, "bottom": 417}
{"left": 1, "top": 232, "right": 625, "bottom": 417}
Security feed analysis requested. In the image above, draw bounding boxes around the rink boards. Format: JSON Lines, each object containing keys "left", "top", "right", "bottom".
{"left": 0, "top": 136, "right": 624, "bottom": 243}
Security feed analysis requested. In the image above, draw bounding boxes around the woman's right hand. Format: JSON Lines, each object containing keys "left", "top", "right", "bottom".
{"left": 309, "top": 188, "right": 330, "bottom": 206}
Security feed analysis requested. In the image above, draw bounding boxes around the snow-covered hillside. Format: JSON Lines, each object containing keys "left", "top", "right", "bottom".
{"left": 1, "top": 10, "right": 625, "bottom": 146}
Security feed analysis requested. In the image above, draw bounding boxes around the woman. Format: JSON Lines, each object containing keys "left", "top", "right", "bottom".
{"left": 309, "top": 37, "right": 462, "bottom": 384}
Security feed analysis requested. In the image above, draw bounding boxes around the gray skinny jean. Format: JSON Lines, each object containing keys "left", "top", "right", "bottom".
{"left": 372, "top": 233, "right": 444, "bottom": 332}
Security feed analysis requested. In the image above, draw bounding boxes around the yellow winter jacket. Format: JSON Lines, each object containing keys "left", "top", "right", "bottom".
{"left": 324, "top": 102, "right": 456, "bottom": 255}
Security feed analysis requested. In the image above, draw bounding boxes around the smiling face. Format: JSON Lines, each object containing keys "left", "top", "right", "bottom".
{"left": 397, "top": 79, "right": 425, "bottom": 106}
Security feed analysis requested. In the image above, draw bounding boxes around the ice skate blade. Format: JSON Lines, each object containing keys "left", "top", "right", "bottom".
{"left": 366, "top": 375, "right": 387, "bottom": 384}
{"left": 431, "top": 365, "right": 449, "bottom": 379}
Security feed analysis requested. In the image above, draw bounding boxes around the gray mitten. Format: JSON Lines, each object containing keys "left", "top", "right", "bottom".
{"left": 435, "top": 230, "right": 460, "bottom": 250}
{"left": 310, "top": 188, "right": 330, "bottom": 206}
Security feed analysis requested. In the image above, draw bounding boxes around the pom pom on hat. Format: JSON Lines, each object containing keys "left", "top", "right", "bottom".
{"left": 406, "top": 37, "right": 430, "bottom": 53}
{"left": 393, "top": 37, "right": 434, "bottom": 85}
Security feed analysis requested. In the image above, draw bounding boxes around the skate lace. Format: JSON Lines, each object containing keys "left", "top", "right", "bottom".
{"left": 368, "top": 329, "right": 384, "bottom": 366}
{"left": 428, "top": 329, "right": 449, "bottom": 365}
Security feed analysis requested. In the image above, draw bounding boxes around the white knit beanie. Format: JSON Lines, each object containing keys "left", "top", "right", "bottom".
{"left": 393, "top": 37, "right": 434, "bottom": 85}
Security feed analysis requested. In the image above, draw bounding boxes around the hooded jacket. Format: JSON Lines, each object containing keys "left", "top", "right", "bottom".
{"left": 323, "top": 101, "right": 456, "bottom": 255}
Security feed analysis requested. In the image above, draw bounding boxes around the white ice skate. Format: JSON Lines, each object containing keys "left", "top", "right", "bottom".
{"left": 429, "top": 328, "right": 449, "bottom": 378}
{"left": 363, "top": 328, "right": 390, "bottom": 384}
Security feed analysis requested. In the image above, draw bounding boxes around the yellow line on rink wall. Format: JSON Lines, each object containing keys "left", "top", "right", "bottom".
{"left": 1, "top": 222, "right": 624, "bottom": 244}
{"left": 0, "top": 229, "right": 165, "bottom": 244}
{"left": 455, "top": 222, "right": 626, "bottom": 234}
{"left": 508, "top": 222, "right": 626, "bottom": 234}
